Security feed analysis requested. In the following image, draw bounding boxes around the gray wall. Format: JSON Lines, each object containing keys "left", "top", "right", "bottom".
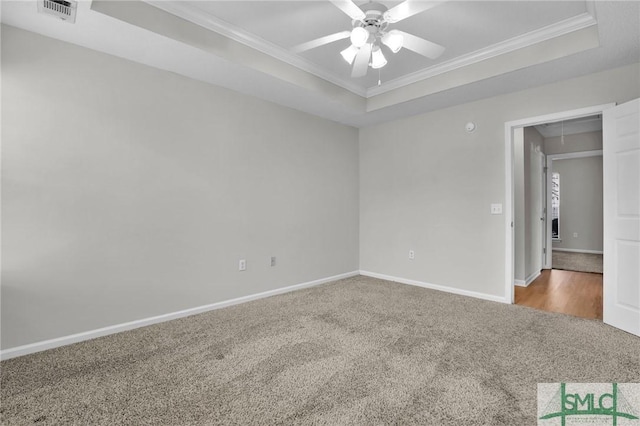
{"left": 360, "top": 63, "right": 639, "bottom": 297}
{"left": 551, "top": 156, "right": 603, "bottom": 252}
{"left": 2, "top": 24, "right": 639, "bottom": 351}
{"left": 1, "top": 26, "right": 360, "bottom": 349}
{"left": 524, "top": 127, "right": 545, "bottom": 280}
{"left": 514, "top": 129, "right": 526, "bottom": 281}
{"left": 514, "top": 127, "right": 545, "bottom": 283}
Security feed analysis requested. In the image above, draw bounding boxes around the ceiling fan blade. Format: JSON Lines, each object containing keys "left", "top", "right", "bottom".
{"left": 329, "top": 0, "right": 366, "bottom": 21}
{"left": 384, "top": 0, "right": 445, "bottom": 23}
{"left": 395, "top": 31, "right": 445, "bottom": 59}
{"left": 351, "top": 43, "right": 372, "bottom": 78}
{"left": 291, "top": 31, "right": 351, "bottom": 53}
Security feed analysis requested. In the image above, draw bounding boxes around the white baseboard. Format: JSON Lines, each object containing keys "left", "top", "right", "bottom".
{"left": 0, "top": 270, "right": 359, "bottom": 361}
{"left": 514, "top": 270, "right": 541, "bottom": 287}
{"left": 553, "top": 248, "right": 603, "bottom": 254}
{"left": 359, "top": 270, "right": 508, "bottom": 304}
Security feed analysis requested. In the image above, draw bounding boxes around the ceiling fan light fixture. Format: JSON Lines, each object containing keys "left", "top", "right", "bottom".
{"left": 340, "top": 44, "right": 359, "bottom": 64}
{"left": 350, "top": 27, "right": 369, "bottom": 48}
{"left": 296, "top": 0, "right": 446, "bottom": 79}
{"left": 382, "top": 30, "right": 403, "bottom": 53}
{"left": 371, "top": 46, "right": 387, "bottom": 69}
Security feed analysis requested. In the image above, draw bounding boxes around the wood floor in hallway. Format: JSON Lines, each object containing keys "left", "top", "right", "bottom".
{"left": 515, "top": 269, "right": 603, "bottom": 320}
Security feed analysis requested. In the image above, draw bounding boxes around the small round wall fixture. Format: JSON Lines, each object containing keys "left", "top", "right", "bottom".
{"left": 465, "top": 122, "right": 476, "bottom": 133}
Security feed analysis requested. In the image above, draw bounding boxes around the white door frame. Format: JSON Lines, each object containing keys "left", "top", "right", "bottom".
{"left": 545, "top": 149, "right": 603, "bottom": 267}
{"left": 504, "top": 103, "right": 615, "bottom": 303}
{"left": 539, "top": 151, "right": 548, "bottom": 270}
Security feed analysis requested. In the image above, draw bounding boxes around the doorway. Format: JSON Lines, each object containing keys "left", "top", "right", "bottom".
{"left": 511, "top": 115, "right": 604, "bottom": 320}
{"left": 503, "top": 104, "right": 613, "bottom": 309}
{"left": 546, "top": 148, "right": 603, "bottom": 275}
{"left": 504, "top": 99, "right": 640, "bottom": 337}
{"left": 506, "top": 100, "right": 640, "bottom": 336}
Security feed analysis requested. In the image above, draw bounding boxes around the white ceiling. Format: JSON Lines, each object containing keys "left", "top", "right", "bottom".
{"left": 167, "top": 1, "right": 590, "bottom": 93}
{"left": 534, "top": 115, "right": 602, "bottom": 138}
{"left": 1, "top": 1, "right": 639, "bottom": 127}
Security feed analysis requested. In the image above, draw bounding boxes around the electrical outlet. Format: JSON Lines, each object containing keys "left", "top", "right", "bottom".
{"left": 409, "top": 250, "right": 415, "bottom": 260}
{"left": 491, "top": 204, "right": 503, "bottom": 215}
{"left": 270, "top": 256, "right": 276, "bottom": 267}
{"left": 573, "top": 232, "right": 578, "bottom": 238}
{"left": 238, "top": 259, "right": 246, "bottom": 271}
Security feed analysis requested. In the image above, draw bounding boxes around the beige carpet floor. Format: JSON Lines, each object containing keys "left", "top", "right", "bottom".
{"left": 1, "top": 275, "right": 638, "bottom": 425}
{"left": 552, "top": 251, "right": 603, "bottom": 274}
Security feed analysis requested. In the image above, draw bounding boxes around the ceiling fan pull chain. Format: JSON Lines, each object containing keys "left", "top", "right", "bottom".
{"left": 378, "top": 68, "right": 382, "bottom": 86}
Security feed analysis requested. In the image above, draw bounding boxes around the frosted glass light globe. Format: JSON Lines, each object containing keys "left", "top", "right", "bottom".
{"left": 350, "top": 27, "right": 369, "bottom": 48}
{"left": 382, "top": 30, "right": 404, "bottom": 53}
{"left": 371, "top": 47, "right": 387, "bottom": 69}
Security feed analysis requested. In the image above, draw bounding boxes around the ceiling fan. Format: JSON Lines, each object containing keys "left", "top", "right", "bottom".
{"left": 291, "top": 0, "right": 446, "bottom": 78}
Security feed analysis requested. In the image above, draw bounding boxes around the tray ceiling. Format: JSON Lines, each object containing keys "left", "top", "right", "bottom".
{"left": 1, "top": 1, "right": 639, "bottom": 127}
{"left": 162, "top": 1, "right": 590, "bottom": 94}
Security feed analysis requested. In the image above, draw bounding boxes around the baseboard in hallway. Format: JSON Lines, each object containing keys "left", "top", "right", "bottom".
{"left": 514, "top": 270, "right": 541, "bottom": 287}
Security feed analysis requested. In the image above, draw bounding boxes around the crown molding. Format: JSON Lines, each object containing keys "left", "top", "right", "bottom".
{"left": 143, "top": 1, "right": 597, "bottom": 101}
{"left": 366, "top": 12, "right": 598, "bottom": 97}
{"left": 143, "top": 0, "right": 368, "bottom": 97}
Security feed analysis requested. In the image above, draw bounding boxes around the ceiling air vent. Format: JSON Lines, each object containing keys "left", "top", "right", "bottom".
{"left": 37, "top": 0, "right": 77, "bottom": 23}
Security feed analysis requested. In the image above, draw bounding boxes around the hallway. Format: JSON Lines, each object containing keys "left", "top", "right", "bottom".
{"left": 515, "top": 269, "right": 603, "bottom": 320}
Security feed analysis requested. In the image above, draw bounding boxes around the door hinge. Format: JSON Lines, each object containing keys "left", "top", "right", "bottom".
{"left": 543, "top": 248, "right": 546, "bottom": 254}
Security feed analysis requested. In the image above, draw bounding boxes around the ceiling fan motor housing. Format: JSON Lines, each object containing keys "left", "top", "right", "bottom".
{"left": 353, "top": 2, "right": 389, "bottom": 41}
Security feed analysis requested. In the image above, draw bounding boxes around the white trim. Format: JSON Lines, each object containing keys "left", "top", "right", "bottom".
{"left": 367, "top": 13, "right": 597, "bottom": 97}
{"left": 547, "top": 149, "right": 603, "bottom": 266}
{"left": 144, "top": 1, "right": 595, "bottom": 98}
{"left": 547, "top": 155, "right": 554, "bottom": 268}
{"left": 504, "top": 103, "right": 615, "bottom": 305}
{"left": 515, "top": 270, "right": 542, "bottom": 287}
{"left": 548, "top": 150, "right": 603, "bottom": 161}
{"left": 527, "top": 270, "right": 541, "bottom": 285}
{"left": 0, "top": 271, "right": 359, "bottom": 360}
{"left": 553, "top": 248, "right": 603, "bottom": 254}
{"left": 144, "top": 0, "right": 367, "bottom": 97}
{"left": 505, "top": 122, "right": 515, "bottom": 303}
{"left": 506, "top": 104, "right": 614, "bottom": 130}
{"left": 540, "top": 152, "right": 549, "bottom": 270}
{"left": 360, "top": 270, "right": 508, "bottom": 304}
